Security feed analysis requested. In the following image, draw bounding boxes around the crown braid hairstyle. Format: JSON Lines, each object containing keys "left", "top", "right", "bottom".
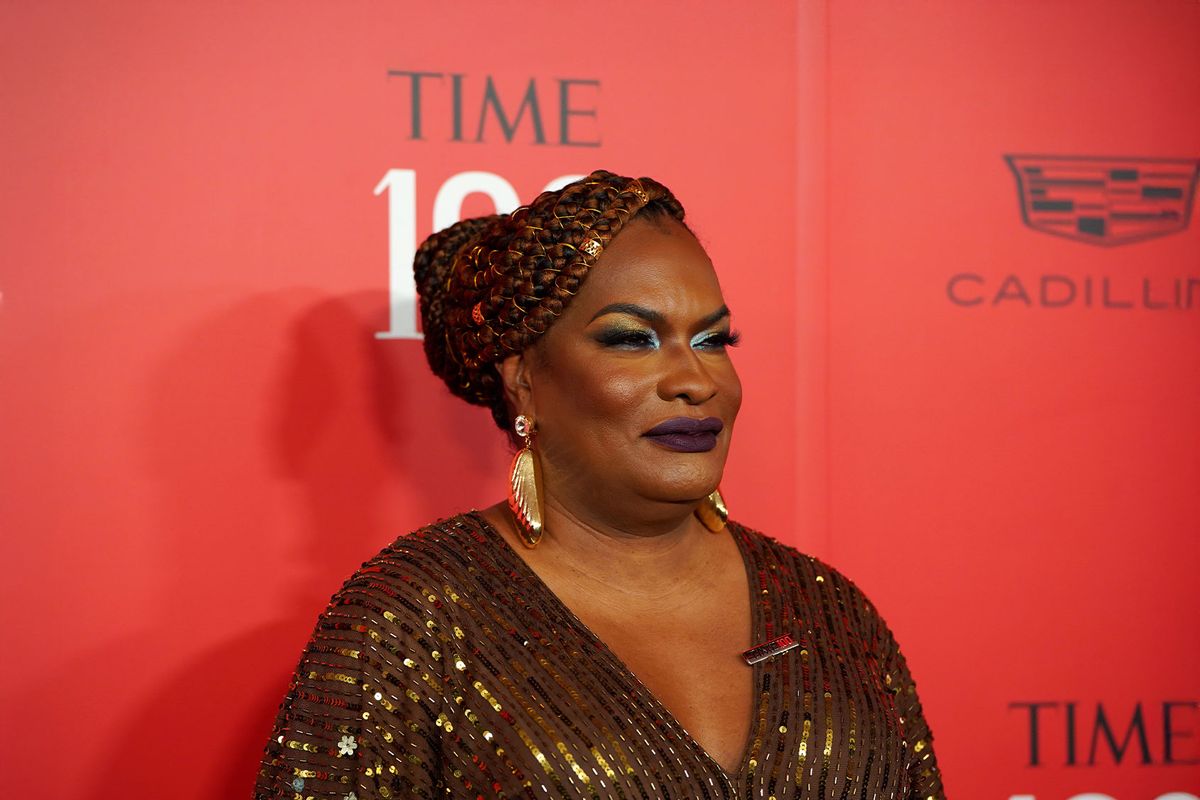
{"left": 413, "top": 169, "right": 686, "bottom": 432}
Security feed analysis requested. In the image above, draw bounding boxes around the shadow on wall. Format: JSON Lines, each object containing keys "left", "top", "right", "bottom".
{"left": 72, "top": 290, "right": 506, "bottom": 799}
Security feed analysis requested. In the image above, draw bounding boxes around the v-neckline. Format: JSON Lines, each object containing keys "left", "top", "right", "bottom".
{"left": 467, "top": 510, "right": 766, "bottom": 786}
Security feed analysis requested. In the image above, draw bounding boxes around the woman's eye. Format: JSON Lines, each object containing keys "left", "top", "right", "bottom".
{"left": 596, "top": 329, "right": 659, "bottom": 349}
{"left": 693, "top": 330, "right": 742, "bottom": 350}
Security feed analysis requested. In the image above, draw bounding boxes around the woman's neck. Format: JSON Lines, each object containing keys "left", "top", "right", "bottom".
{"left": 479, "top": 497, "right": 725, "bottom": 606}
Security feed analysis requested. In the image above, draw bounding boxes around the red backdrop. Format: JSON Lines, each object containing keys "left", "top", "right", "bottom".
{"left": 1, "top": 2, "right": 1196, "bottom": 798}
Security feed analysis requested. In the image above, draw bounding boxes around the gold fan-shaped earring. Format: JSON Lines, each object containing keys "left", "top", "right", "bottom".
{"left": 695, "top": 488, "right": 729, "bottom": 532}
{"left": 507, "top": 414, "right": 544, "bottom": 548}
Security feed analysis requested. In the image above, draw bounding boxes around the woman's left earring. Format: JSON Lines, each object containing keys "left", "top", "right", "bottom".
{"left": 508, "top": 414, "right": 544, "bottom": 548}
{"left": 695, "top": 488, "right": 729, "bottom": 532}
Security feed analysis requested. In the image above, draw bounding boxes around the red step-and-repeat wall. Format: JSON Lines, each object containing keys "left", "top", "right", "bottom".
{"left": 1, "top": 2, "right": 1196, "bottom": 798}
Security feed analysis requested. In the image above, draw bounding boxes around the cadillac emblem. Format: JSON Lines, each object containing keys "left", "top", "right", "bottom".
{"left": 1005, "top": 154, "right": 1199, "bottom": 246}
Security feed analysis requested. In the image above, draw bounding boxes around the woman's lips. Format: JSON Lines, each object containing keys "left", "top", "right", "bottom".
{"left": 643, "top": 416, "right": 724, "bottom": 453}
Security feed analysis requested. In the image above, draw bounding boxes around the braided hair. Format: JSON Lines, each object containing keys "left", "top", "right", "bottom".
{"left": 413, "top": 170, "right": 687, "bottom": 432}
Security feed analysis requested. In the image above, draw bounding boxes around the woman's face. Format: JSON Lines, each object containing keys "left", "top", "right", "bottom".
{"left": 511, "top": 216, "right": 742, "bottom": 523}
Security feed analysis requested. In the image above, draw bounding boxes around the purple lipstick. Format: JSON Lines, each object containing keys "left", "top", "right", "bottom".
{"left": 643, "top": 416, "right": 724, "bottom": 453}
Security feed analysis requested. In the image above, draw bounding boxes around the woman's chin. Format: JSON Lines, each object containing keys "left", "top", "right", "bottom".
{"left": 635, "top": 474, "right": 724, "bottom": 507}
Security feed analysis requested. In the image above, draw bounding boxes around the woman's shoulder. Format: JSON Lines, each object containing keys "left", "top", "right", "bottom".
{"left": 728, "top": 516, "right": 849, "bottom": 582}
{"left": 728, "top": 518, "right": 889, "bottom": 632}
{"left": 323, "top": 511, "right": 506, "bottom": 616}
{"left": 369, "top": 509, "right": 494, "bottom": 563}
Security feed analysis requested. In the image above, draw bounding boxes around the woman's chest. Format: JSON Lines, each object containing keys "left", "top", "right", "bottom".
{"left": 573, "top": 589, "right": 755, "bottom": 774}
{"left": 431, "top": 565, "right": 912, "bottom": 798}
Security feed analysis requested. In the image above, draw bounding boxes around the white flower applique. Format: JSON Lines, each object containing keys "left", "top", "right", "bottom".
{"left": 337, "top": 734, "right": 358, "bottom": 757}
{"left": 344, "top": 793, "right": 358, "bottom": 800}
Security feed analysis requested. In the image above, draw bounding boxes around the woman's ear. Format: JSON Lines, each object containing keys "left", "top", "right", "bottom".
{"left": 497, "top": 351, "right": 535, "bottom": 419}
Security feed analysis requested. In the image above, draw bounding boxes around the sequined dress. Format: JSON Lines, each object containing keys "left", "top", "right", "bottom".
{"left": 255, "top": 512, "right": 945, "bottom": 799}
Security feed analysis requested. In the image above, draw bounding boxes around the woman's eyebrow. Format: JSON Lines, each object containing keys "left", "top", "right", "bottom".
{"left": 589, "top": 303, "right": 731, "bottom": 327}
{"left": 698, "top": 305, "right": 731, "bottom": 328}
{"left": 590, "top": 303, "right": 664, "bottom": 324}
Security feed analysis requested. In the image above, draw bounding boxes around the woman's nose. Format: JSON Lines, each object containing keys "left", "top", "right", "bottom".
{"left": 657, "top": 344, "right": 718, "bottom": 404}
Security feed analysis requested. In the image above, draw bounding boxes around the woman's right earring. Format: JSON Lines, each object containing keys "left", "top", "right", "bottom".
{"left": 695, "top": 488, "right": 728, "bottom": 532}
{"left": 507, "top": 414, "right": 544, "bottom": 548}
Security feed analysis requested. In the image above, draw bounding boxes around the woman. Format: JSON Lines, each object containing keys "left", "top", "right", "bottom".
{"left": 256, "top": 171, "right": 945, "bottom": 799}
